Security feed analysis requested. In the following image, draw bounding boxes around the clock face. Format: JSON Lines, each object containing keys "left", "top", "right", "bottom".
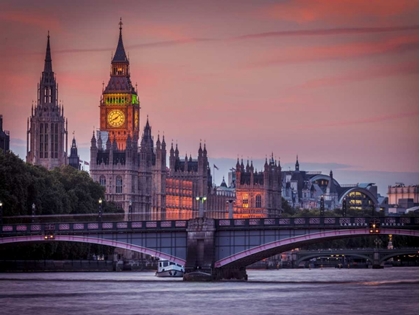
{"left": 107, "top": 109, "right": 125, "bottom": 128}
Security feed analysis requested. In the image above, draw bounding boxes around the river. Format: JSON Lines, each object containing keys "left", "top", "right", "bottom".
{"left": 0, "top": 267, "right": 418, "bottom": 315}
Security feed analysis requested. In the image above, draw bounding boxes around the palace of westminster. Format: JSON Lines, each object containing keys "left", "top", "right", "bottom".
{"left": 2, "top": 21, "right": 417, "bottom": 220}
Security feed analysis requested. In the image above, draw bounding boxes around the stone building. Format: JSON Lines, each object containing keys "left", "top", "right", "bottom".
{"left": 233, "top": 156, "right": 282, "bottom": 218}
{"left": 26, "top": 34, "right": 68, "bottom": 170}
{"left": 282, "top": 156, "right": 381, "bottom": 212}
{"left": 89, "top": 21, "right": 281, "bottom": 220}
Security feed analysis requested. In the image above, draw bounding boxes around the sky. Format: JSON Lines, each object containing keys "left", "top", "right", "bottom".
{"left": 0, "top": 0, "right": 418, "bottom": 195}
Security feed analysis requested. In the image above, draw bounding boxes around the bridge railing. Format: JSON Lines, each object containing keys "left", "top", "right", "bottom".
{"left": 0, "top": 220, "right": 189, "bottom": 236}
{"left": 215, "top": 216, "right": 418, "bottom": 228}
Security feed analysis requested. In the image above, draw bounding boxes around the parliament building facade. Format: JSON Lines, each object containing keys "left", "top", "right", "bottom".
{"left": 89, "top": 22, "right": 283, "bottom": 220}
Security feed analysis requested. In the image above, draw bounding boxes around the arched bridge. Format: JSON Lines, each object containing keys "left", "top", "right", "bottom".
{"left": 294, "top": 248, "right": 419, "bottom": 267}
{"left": 0, "top": 216, "right": 418, "bottom": 280}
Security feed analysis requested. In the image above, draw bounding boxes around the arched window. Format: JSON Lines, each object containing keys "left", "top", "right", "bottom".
{"left": 116, "top": 176, "right": 123, "bottom": 193}
{"left": 99, "top": 175, "right": 106, "bottom": 187}
{"left": 256, "top": 195, "right": 262, "bottom": 208}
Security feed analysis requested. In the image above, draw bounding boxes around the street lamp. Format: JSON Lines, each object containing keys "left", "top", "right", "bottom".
{"left": 196, "top": 196, "right": 207, "bottom": 218}
{"left": 320, "top": 196, "right": 324, "bottom": 217}
{"left": 227, "top": 199, "right": 234, "bottom": 219}
{"left": 374, "top": 237, "right": 382, "bottom": 250}
{"left": 31, "top": 203, "right": 36, "bottom": 223}
{"left": 342, "top": 197, "right": 347, "bottom": 217}
{"left": 129, "top": 200, "right": 132, "bottom": 222}
{"left": 98, "top": 198, "right": 103, "bottom": 223}
{"left": 0, "top": 200, "right": 3, "bottom": 225}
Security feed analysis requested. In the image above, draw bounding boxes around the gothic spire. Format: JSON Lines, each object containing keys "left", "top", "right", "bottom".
{"left": 112, "top": 18, "right": 128, "bottom": 63}
{"left": 44, "top": 32, "right": 53, "bottom": 73}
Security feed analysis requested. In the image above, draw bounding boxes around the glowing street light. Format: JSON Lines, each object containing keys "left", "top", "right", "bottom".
{"left": 196, "top": 196, "right": 207, "bottom": 218}
{"left": 98, "top": 198, "right": 103, "bottom": 223}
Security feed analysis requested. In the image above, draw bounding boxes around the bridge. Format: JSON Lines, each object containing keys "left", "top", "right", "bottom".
{"left": 293, "top": 248, "right": 419, "bottom": 268}
{"left": 0, "top": 216, "right": 418, "bottom": 280}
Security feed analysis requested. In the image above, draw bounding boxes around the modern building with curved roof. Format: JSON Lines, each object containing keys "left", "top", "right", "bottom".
{"left": 282, "top": 156, "right": 381, "bottom": 212}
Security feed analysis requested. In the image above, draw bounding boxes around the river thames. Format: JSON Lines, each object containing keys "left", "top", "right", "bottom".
{"left": 0, "top": 267, "right": 418, "bottom": 315}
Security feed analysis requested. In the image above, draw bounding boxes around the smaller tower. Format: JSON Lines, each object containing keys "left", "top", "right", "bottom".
{"left": 68, "top": 135, "right": 80, "bottom": 170}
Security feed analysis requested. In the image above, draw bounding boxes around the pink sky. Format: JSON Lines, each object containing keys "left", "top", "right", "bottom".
{"left": 0, "top": 0, "right": 418, "bottom": 191}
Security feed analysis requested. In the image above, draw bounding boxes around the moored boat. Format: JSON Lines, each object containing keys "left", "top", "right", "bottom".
{"left": 155, "top": 260, "right": 184, "bottom": 277}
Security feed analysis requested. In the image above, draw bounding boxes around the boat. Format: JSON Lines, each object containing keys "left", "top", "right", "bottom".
{"left": 155, "top": 260, "right": 185, "bottom": 277}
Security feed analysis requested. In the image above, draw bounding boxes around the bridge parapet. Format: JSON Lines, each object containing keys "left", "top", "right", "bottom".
{"left": 0, "top": 220, "right": 189, "bottom": 236}
{"left": 215, "top": 217, "right": 418, "bottom": 229}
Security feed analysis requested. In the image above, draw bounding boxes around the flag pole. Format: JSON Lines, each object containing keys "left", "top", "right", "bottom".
{"left": 212, "top": 164, "right": 219, "bottom": 187}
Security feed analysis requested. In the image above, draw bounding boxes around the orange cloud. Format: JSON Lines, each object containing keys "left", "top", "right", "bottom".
{"left": 259, "top": 0, "right": 418, "bottom": 23}
{"left": 249, "top": 34, "right": 418, "bottom": 67}
{"left": 296, "top": 60, "right": 418, "bottom": 89}
{"left": 0, "top": 10, "right": 61, "bottom": 31}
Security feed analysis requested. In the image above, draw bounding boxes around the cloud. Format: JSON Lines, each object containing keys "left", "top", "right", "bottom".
{"left": 248, "top": 34, "right": 418, "bottom": 67}
{"left": 0, "top": 10, "right": 61, "bottom": 31}
{"left": 306, "top": 111, "right": 418, "bottom": 129}
{"left": 296, "top": 61, "right": 418, "bottom": 89}
{"left": 230, "top": 25, "right": 418, "bottom": 40}
{"left": 258, "top": 0, "right": 418, "bottom": 24}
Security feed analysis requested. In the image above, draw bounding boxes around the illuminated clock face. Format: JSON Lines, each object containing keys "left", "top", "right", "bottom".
{"left": 107, "top": 109, "right": 125, "bottom": 128}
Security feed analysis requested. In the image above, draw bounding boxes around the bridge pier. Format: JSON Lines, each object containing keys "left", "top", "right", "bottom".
{"left": 183, "top": 217, "right": 216, "bottom": 281}
{"left": 183, "top": 217, "right": 249, "bottom": 281}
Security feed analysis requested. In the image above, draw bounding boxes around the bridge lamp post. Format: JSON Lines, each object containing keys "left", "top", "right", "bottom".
{"left": 98, "top": 198, "right": 103, "bottom": 223}
{"left": 342, "top": 197, "right": 347, "bottom": 217}
{"left": 196, "top": 196, "right": 207, "bottom": 218}
{"left": 129, "top": 200, "right": 132, "bottom": 222}
{"left": 31, "top": 203, "right": 36, "bottom": 223}
{"left": 320, "top": 196, "right": 325, "bottom": 218}
{"left": 227, "top": 199, "right": 235, "bottom": 219}
{"left": 0, "top": 200, "right": 2, "bottom": 225}
{"left": 374, "top": 237, "right": 382, "bottom": 250}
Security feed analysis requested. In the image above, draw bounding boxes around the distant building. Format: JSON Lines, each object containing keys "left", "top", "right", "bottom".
{"left": 0, "top": 115, "right": 10, "bottom": 152}
{"left": 387, "top": 183, "right": 419, "bottom": 214}
{"left": 233, "top": 157, "right": 282, "bottom": 218}
{"left": 282, "top": 156, "right": 380, "bottom": 212}
{"left": 26, "top": 34, "right": 68, "bottom": 169}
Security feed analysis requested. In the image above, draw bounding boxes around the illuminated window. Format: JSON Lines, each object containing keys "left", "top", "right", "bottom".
{"left": 243, "top": 198, "right": 249, "bottom": 208}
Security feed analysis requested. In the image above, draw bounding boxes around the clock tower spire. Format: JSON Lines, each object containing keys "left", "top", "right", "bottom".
{"left": 100, "top": 18, "right": 140, "bottom": 150}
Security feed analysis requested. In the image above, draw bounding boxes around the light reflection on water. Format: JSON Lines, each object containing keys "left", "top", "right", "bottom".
{"left": 0, "top": 267, "right": 418, "bottom": 315}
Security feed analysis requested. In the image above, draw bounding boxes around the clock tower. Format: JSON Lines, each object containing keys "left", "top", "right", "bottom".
{"left": 100, "top": 19, "right": 140, "bottom": 150}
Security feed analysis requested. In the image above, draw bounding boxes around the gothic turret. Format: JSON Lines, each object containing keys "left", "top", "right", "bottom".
{"left": 26, "top": 33, "right": 68, "bottom": 170}
{"left": 69, "top": 136, "right": 80, "bottom": 170}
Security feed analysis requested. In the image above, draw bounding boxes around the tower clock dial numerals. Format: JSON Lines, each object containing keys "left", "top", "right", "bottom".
{"left": 107, "top": 109, "right": 125, "bottom": 127}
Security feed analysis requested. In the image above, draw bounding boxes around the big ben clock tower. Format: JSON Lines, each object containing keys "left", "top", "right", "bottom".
{"left": 100, "top": 19, "right": 140, "bottom": 149}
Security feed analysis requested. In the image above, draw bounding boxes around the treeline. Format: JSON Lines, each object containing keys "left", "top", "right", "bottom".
{"left": 0, "top": 150, "right": 120, "bottom": 217}
{"left": 0, "top": 150, "right": 121, "bottom": 260}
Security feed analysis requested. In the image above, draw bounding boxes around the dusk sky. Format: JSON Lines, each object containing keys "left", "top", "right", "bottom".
{"left": 0, "top": 0, "right": 418, "bottom": 195}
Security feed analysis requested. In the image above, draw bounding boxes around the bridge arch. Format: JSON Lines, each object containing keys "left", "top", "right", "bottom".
{"left": 214, "top": 228, "right": 418, "bottom": 269}
{"left": 296, "top": 253, "right": 374, "bottom": 266}
{"left": 379, "top": 251, "right": 419, "bottom": 264}
{"left": 0, "top": 234, "right": 186, "bottom": 266}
